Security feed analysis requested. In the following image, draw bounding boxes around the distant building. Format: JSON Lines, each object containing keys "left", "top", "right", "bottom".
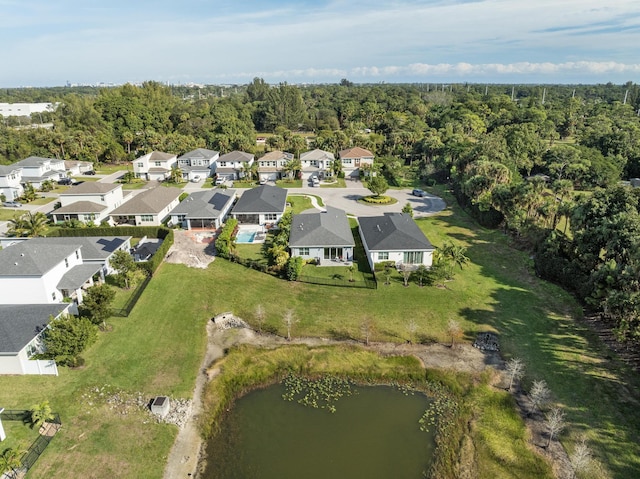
{"left": 0, "top": 103, "right": 56, "bottom": 117}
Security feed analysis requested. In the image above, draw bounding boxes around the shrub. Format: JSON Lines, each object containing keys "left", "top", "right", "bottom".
{"left": 36, "top": 315, "right": 98, "bottom": 366}
{"left": 179, "top": 192, "right": 189, "bottom": 202}
{"left": 215, "top": 218, "right": 238, "bottom": 259}
{"left": 362, "top": 195, "right": 394, "bottom": 204}
{"left": 286, "top": 256, "right": 304, "bottom": 281}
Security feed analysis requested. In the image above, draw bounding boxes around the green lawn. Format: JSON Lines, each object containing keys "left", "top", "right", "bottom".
{"left": 0, "top": 208, "right": 28, "bottom": 220}
{"left": 320, "top": 178, "right": 346, "bottom": 188}
{"left": 71, "top": 177, "right": 100, "bottom": 182}
{"left": 0, "top": 417, "right": 41, "bottom": 454}
{"left": 286, "top": 195, "right": 314, "bottom": 214}
{"left": 29, "top": 196, "right": 57, "bottom": 206}
{"left": 121, "top": 182, "right": 148, "bottom": 190}
{"left": 94, "top": 164, "right": 128, "bottom": 175}
{"left": 275, "top": 179, "right": 302, "bottom": 188}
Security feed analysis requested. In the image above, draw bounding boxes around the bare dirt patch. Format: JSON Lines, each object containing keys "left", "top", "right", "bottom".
{"left": 165, "top": 230, "right": 216, "bottom": 269}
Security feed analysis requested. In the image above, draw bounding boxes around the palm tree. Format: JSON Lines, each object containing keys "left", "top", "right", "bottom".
{"left": 30, "top": 400, "right": 54, "bottom": 429}
{"left": 170, "top": 166, "right": 183, "bottom": 184}
{"left": 0, "top": 447, "right": 24, "bottom": 479}
{"left": 7, "top": 213, "right": 27, "bottom": 237}
{"left": 22, "top": 212, "right": 49, "bottom": 237}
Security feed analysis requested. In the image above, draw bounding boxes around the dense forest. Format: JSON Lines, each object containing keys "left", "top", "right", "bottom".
{"left": 2, "top": 80, "right": 640, "bottom": 344}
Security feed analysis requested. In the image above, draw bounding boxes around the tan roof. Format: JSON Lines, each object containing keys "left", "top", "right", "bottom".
{"left": 300, "top": 149, "right": 335, "bottom": 161}
{"left": 260, "top": 150, "right": 293, "bottom": 162}
{"left": 148, "top": 151, "right": 176, "bottom": 161}
{"left": 62, "top": 182, "right": 120, "bottom": 195}
{"left": 339, "top": 146, "right": 374, "bottom": 159}
{"left": 110, "top": 187, "right": 181, "bottom": 215}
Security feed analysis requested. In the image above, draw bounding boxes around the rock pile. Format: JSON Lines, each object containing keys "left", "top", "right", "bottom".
{"left": 156, "top": 398, "right": 192, "bottom": 429}
{"left": 473, "top": 332, "right": 500, "bottom": 352}
{"left": 213, "top": 313, "right": 249, "bottom": 330}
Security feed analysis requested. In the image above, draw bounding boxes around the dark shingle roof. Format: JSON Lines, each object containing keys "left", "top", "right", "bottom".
{"left": 57, "top": 263, "right": 102, "bottom": 290}
{"left": 358, "top": 213, "right": 434, "bottom": 251}
{"left": 169, "top": 189, "right": 235, "bottom": 219}
{"left": 110, "top": 187, "right": 181, "bottom": 215}
{"left": 231, "top": 185, "right": 287, "bottom": 214}
{"left": 289, "top": 207, "right": 354, "bottom": 247}
{"left": 62, "top": 182, "right": 120, "bottom": 195}
{"left": 53, "top": 201, "right": 107, "bottom": 214}
{"left": 0, "top": 304, "right": 70, "bottom": 353}
{"left": 0, "top": 242, "right": 80, "bottom": 276}
{"left": 26, "top": 237, "right": 130, "bottom": 261}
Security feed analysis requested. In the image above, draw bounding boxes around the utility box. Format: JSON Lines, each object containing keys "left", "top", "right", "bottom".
{"left": 151, "top": 396, "right": 170, "bottom": 418}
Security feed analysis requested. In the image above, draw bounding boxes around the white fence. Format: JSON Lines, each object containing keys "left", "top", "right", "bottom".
{"left": 21, "top": 359, "right": 58, "bottom": 376}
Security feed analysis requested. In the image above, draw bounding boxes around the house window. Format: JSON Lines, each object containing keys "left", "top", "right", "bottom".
{"left": 51, "top": 292, "right": 56, "bottom": 301}
{"left": 219, "top": 161, "right": 226, "bottom": 167}
{"left": 299, "top": 247, "right": 310, "bottom": 256}
{"left": 100, "top": 195, "right": 105, "bottom": 202}
{"left": 154, "top": 161, "right": 162, "bottom": 167}
{"left": 342, "top": 159, "right": 352, "bottom": 165}
{"left": 141, "top": 215, "right": 154, "bottom": 222}
{"left": 137, "top": 162, "right": 144, "bottom": 168}
{"left": 403, "top": 251, "right": 424, "bottom": 264}
{"left": 76, "top": 250, "right": 80, "bottom": 260}
{"left": 264, "top": 213, "right": 278, "bottom": 221}
{"left": 378, "top": 252, "right": 389, "bottom": 260}
{"left": 65, "top": 258, "right": 69, "bottom": 268}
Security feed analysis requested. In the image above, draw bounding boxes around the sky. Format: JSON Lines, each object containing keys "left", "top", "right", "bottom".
{"left": 2, "top": 0, "right": 640, "bottom": 87}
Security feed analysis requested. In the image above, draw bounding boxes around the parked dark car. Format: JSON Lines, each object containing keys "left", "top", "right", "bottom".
{"left": 84, "top": 170, "right": 96, "bottom": 175}
{"left": 58, "top": 177, "right": 73, "bottom": 185}
{"left": 2, "top": 201, "right": 22, "bottom": 207}
{"left": 412, "top": 189, "right": 426, "bottom": 197}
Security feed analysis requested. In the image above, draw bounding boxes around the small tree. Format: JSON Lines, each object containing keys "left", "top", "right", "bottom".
{"left": 255, "top": 304, "right": 266, "bottom": 333}
{"left": 286, "top": 256, "right": 303, "bottom": 281}
{"left": 413, "top": 264, "right": 429, "bottom": 287}
{"left": 109, "top": 249, "right": 137, "bottom": 289}
{"left": 400, "top": 263, "right": 412, "bottom": 287}
{"left": 170, "top": 166, "right": 183, "bottom": 184}
{"left": 570, "top": 436, "right": 592, "bottom": 479}
{"left": 366, "top": 175, "right": 389, "bottom": 197}
{"left": 37, "top": 315, "right": 98, "bottom": 366}
{"left": 347, "top": 263, "right": 356, "bottom": 282}
{"left": 383, "top": 266, "right": 392, "bottom": 286}
{"left": 282, "top": 309, "right": 299, "bottom": 341}
{"left": 545, "top": 407, "right": 566, "bottom": 447}
{"left": 529, "top": 379, "right": 551, "bottom": 415}
{"left": 79, "top": 284, "right": 116, "bottom": 329}
{"left": 0, "top": 447, "right": 24, "bottom": 479}
{"left": 360, "top": 317, "right": 376, "bottom": 346}
{"left": 446, "top": 319, "right": 463, "bottom": 348}
{"left": 29, "top": 401, "right": 54, "bottom": 429}
{"left": 505, "top": 357, "right": 525, "bottom": 391}
{"left": 402, "top": 202, "right": 414, "bottom": 217}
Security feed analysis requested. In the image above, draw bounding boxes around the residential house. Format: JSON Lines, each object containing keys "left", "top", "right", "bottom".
{"left": 177, "top": 148, "right": 219, "bottom": 181}
{"left": 300, "top": 149, "right": 335, "bottom": 182}
{"left": 338, "top": 147, "right": 375, "bottom": 178}
{"left": 0, "top": 303, "right": 70, "bottom": 375}
{"left": 215, "top": 151, "right": 254, "bottom": 181}
{"left": 0, "top": 236, "right": 132, "bottom": 277}
{"left": 13, "top": 156, "right": 66, "bottom": 188}
{"left": 133, "top": 151, "right": 178, "bottom": 181}
{"left": 169, "top": 189, "right": 236, "bottom": 229}
{"left": 64, "top": 160, "right": 94, "bottom": 176}
{"left": 0, "top": 164, "right": 24, "bottom": 201}
{"left": 51, "top": 182, "right": 128, "bottom": 225}
{"left": 257, "top": 150, "right": 293, "bottom": 182}
{"left": 0, "top": 241, "right": 100, "bottom": 305}
{"left": 289, "top": 206, "right": 355, "bottom": 264}
{"left": 358, "top": 213, "right": 434, "bottom": 270}
{"left": 110, "top": 186, "right": 181, "bottom": 226}
{"left": 231, "top": 185, "right": 287, "bottom": 226}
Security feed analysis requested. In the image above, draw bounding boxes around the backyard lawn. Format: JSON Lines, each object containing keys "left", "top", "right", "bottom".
{"left": 0, "top": 208, "right": 28, "bottom": 220}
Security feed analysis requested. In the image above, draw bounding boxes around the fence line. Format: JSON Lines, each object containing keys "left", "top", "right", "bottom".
{"left": 111, "top": 274, "right": 152, "bottom": 317}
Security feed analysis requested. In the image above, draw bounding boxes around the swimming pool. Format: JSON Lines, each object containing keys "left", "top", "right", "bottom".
{"left": 236, "top": 230, "right": 257, "bottom": 243}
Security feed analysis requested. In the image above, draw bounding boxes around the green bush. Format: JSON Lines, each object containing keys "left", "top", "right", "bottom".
{"left": 215, "top": 219, "right": 238, "bottom": 259}
{"left": 286, "top": 256, "right": 304, "bottom": 281}
{"left": 361, "top": 195, "right": 394, "bottom": 204}
{"left": 374, "top": 261, "right": 396, "bottom": 272}
{"left": 179, "top": 192, "right": 189, "bottom": 202}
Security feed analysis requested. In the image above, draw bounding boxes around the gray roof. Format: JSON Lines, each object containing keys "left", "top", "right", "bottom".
{"left": 13, "top": 156, "right": 62, "bottom": 168}
{"left": 170, "top": 189, "right": 235, "bottom": 219}
{"left": 0, "top": 164, "right": 22, "bottom": 176}
{"left": 25, "top": 236, "right": 131, "bottom": 261}
{"left": 0, "top": 242, "right": 81, "bottom": 277}
{"left": 21, "top": 169, "right": 62, "bottom": 182}
{"left": 147, "top": 151, "right": 176, "bottom": 161}
{"left": 231, "top": 185, "right": 287, "bottom": 214}
{"left": 358, "top": 213, "right": 434, "bottom": 251}
{"left": 110, "top": 187, "right": 181, "bottom": 215}
{"left": 218, "top": 151, "right": 254, "bottom": 163}
{"left": 53, "top": 201, "right": 107, "bottom": 214}
{"left": 179, "top": 148, "right": 219, "bottom": 160}
{"left": 289, "top": 207, "right": 354, "bottom": 248}
{"left": 57, "top": 263, "right": 102, "bottom": 290}
{"left": 0, "top": 304, "right": 70, "bottom": 354}
{"left": 259, "top": 150, "right": 293, "bottom": 162}
{"left": 300, "top": 149, "right": 335, "bottom": 161}
{"left": 62, "top": 182, "right": 120, "bottom": 195}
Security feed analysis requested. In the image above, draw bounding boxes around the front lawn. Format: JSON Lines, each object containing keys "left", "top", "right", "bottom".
{"left": 275, "top": 179, "right": 302, "bottom": 188}
{"left": 286, "top": 195, "right": 314, "bottom": 214}
{"left": 121, "top": 182, "right": 149, "bottom": 190}
{"left": 29, "top": 196, "right": 57, "bottom": 206}
{"left": 0, "top": 208, "right": 28, "bottom": 220}
{"left": 320, "top": 177, "right": 346, "bottom": 188}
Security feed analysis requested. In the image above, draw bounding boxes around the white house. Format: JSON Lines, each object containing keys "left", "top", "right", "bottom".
{"left": 133, "top": 151, "right": 178, "bottom": 181}
{"left": 257, "top": 150, "right": 293, "bottom": 182}
{"left": 231, "top": 185, "right": 287, "bottom": 226}
{"left": 51, "top": 182, "right": 128, "bottom": 225}
{"left": 0, "top": 164, "right": 24, "bottom": 201}
{"left": 338, "top": 147, "right": 374, "bottom": 178}
{"left": 358, "top": 213, "right": 435, "bottom": 270}
{"left": 0, "top": 102, "right": 55, "bottom": 117}
{"left": 0, "top": 241, "right": 99, "bottom": 305}
{"left": 12, "top": 156, "right": 66, "bottom": 188}
{"left": 0, "top": 303, "right": 70, "bottom": 376}
{"left": 110, "top": 186, "right": 181, "bottom": 226}
{"left": 64, "top": 160, "right": 94, "bottom": 176}
{"left": 300, "top": 149, "right": 334, "bottom": 182}
{"left": 169, "top": 189, "right": 236, "bottom": 230}
{"left": 177, "top": 148, "right": 219, "bottom": 181}
{"left": 289, "top": 207, "right": 355, "bottom": 264}
{"left": 215, "top": 151, "right": 254, "bottom": 181}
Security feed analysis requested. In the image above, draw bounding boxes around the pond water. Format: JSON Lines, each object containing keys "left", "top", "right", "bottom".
{"left": 202, "top": 383, "right": 436, "bottom": 479}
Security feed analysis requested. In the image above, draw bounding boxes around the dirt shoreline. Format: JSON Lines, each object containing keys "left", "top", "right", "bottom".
{"left": 163, "top": 324, "right": 573, "bottom": 479}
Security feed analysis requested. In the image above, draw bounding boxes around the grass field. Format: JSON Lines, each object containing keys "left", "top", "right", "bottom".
{"left": 0, "top": 208, "right": 27, "bottom": 220}
{"left": 29, "top": 196, "right": 57, "bottom": 205}
{"left": 0, "top": 185, "right": 638, "bottom": 478}
{"left": 276, "top": 179, "right": 302, "bottom": 188}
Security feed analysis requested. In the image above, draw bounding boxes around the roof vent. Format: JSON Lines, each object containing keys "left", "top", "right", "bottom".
{"left": 14, "top": 262, "right": 18, "bottom": 266}
{"left": 20, "top": 253, "right": 25, "bottom": 256}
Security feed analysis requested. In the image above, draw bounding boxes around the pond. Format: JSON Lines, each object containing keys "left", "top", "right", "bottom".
{"left": 202, "top": 382, "right": 436, "bottom": 479}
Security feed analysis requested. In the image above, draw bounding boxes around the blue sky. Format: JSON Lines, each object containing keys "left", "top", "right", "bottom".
{"left": 2, "top": 0, "right": 640, "bottom": 86}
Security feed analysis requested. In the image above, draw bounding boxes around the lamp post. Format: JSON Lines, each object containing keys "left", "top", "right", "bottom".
{"left": 0, "top": 408, "right": 6, "bottom": 441}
